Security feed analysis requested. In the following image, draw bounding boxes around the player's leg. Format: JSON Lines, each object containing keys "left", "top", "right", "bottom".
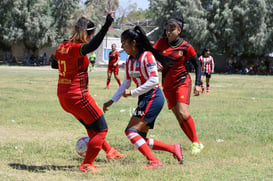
{"left": 140, "top": 88, "right": 183, "bottom": 164}
{"left": 125, "top": 118, "right": 162, "bottom": 169}
{"left": 141, "top": 128, "right": 184, "bottom": 164}
{"left": 172, "top": 103, "right": 204, "bottom": 155}
{"left": 114, "top": 66, "right": 121, "bottom": 86}
{"left": 81, "top": 116, "right": 108, "bottom": 173}
{"left": 165, "top": 77, "right": 204, "bottom": 155}
{"left": 102, "top": 140, "right": 124, "bottom": 159}
{"left": 106, "top": 70, "right": 112, "bottom": 89}
{"left": 201, "top": 73, "right": 205, "bottom": 93}
{"left": 206, "top": 74, "right": 211, "bottom": 94}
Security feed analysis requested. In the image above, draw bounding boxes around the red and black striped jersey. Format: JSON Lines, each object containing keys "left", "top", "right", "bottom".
{"left": 153, "top": 38, "right": 196, "bottom": 89}
{"left": 108, "top": 51, "right": 120, "bottom": 67}
{"left": 55, "top": 41, "right": 90, "bottom": 98}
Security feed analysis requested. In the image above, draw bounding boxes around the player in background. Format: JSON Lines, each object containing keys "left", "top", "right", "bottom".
{"left": 103, "top": 26, "right": 184, "bottom": 169}
{"left": 105, "top": 43, "right": 121, "bottom": 88}
{"left": 153, "top": 17, "right": 204, "bottom": 155}
{"left": 199, "top": 48, "right": 215, "bottom": 94}
{"left": 52, "top": 12, "right": 123, "bottom": 173}
{"left": 88, "top": 52, "right": 96, "bottom": 71}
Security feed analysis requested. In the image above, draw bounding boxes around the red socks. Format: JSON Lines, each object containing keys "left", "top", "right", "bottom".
{"left": 106, "top": 79, "right": 110, "bottom": 88}
{"left": 125, "top": 131, "right": 158, "bottom": 161}
{"left": 84, "top": 129, "right": 108, "bottom": 164}
{"left": 107, "top": 78, "right": 121, "bottom": 87}
{"left": 179, "top": 115, "right": 199, "bottom": 143}
{"left": 102, "top": 140, "right": 112, "bottom": 153}
{"left": 117, "top": 78, "right": 121, "bottom": 86}
{"left": 145, "top": 138, "right": 174, "bottom": 153}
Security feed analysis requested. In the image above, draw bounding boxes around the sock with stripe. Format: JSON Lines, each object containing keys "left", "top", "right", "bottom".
{"left": 206, "top": 83, "right": 210, "bottom": 92}
{"left": 145, "top": 138, "right": 174, "bottom": 153}
{"left": 125, "top": 130, "right": 158, "bottom": 161}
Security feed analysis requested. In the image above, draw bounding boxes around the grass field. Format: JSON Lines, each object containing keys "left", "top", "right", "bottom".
{"left": 0, "top": 66, "right": 272, "bottom": 181}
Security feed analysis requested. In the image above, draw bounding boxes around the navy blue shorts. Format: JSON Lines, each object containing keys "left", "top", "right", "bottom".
{"left": 201, "top": 72, "right": 211, "bottom": 78}
{"left": 133, "top": 87, "right": 164, "bottom": 129}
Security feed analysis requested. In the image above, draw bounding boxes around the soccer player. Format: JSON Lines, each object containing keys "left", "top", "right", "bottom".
{"left": 103, "top": 26, "right": 184, "bottom": 169}
{"left": 105, "top": 43, "right": 121, "bottom": 88}
{"left": 52, "top": 12, "right": 123, "bottom": 173}
{"left": 88, "top": 52, "right": 96, "bottom": 72}
{"left": 199, "top": 48, "right": 215, "bottom": 94}
{"left": 153, "top": 17, "right": 204, "bottom": 155}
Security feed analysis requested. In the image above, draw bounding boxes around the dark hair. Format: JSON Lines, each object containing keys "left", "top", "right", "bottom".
{"left": 167, "top": 17, "right": 184, "bottom": 30}
{"left": 162, "top": 17, "right": 184, "bottom": 37}
{"left": 70, "top": 17, "right": 96, "bottom": 43}
{"left": 121, "top": 26, "right": 151, "bottom": 52}
{"left": 121, "top": 26, "right": 174, "bottom": 66}
{"left": 202, "top": 48, "right": 210, "bottom": 56}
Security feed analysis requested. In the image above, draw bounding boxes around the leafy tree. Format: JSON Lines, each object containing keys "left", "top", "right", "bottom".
{"left": 150, "top": 0, "right": 273, "bottom": 58}
{"left": 84, "top": 0, "right": 119, "bottom": 36}
{"left": 84, "top": 0, "right": 119, "bottom": 24}
{"left": 211, "top": 0, "right": 269, "bottom": 57}
{"left": 0, "top": 0, "right": 24, "bottom": 51}
{"left": 23, "top": 0, "right": 56, "bottom": 53}
{"left": 264, "top": 0, "right": 273, "bottom": 53}
{"left": 51, "top": 0, "right": 79, "bottom": 42}
{"left": 150, "top": 0, "right": 209, "bottom": 53}
{"left": 0, "top": 0, "right": 81, "bottom": 62}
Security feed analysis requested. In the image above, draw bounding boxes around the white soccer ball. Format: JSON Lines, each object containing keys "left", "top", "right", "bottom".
{"left": 75, "top": 136, "right": 90, "bottom": 157}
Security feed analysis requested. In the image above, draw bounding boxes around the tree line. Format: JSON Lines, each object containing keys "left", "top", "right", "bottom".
{"left": 0, "top": 0, "right": 272, "bottom": 63}
{"left": 150, "top": 0, "right": 273, "bottom": 58}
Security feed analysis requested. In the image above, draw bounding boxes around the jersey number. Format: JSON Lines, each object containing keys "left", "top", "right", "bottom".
{"left": 58, "top": 60, "right": 66, "bottom": 77}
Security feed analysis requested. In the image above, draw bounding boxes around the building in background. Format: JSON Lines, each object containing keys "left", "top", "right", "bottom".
{"left": 95, "top": 37, "right": 127, "bottom": 66}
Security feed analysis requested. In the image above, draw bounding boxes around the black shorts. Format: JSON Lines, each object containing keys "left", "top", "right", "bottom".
{"left": 201, "top": 72, "right": 211, "bottom": 78}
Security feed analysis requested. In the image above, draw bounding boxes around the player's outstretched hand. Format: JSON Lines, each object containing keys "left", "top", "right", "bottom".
{"left": 194, "top": 85, "right": 201, "bottom": 96}
{"left": 105, "top": 11, "right": 115, "bottom": 26}
{"left": 103, "top": 100, "right": 114, "bottom": 113}
{"left": 123, "top": 89, "right": 131, "bottom": 98}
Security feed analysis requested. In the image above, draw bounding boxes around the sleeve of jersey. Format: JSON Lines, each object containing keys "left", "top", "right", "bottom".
{"left": 112, "top": 59, "right": 131, "bottom": 102}
{"left": 131, "top": 52, "right": 159, "bottom": 97}
{"left": 153, "top": 40, "right": 159, "bottom": 49}
{"left": 112, "top": 79, "right": 131, "bottom": 102}
{"left": 211, "top": 57, "right": 215, "bottom": 66}
{"left": 199, "top": 56, "right": 202, "bottom": 63}
{"left": 80, "top": 23, "right": 110, "bottom": 55}
{"left": 186, "top": 45, "right": 197, "bottom": 58}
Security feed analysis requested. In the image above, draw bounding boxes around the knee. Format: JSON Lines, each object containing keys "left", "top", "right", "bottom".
{"left": 124, "top": 127, "right": 138, "bottom": 136}
{"left": 176, "top": 110, "right": 189, "bottom": 121}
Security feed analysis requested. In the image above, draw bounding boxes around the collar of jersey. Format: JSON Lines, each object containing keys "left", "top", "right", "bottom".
{"left": 168, "top": 38, "right": 183, "bottom": 48}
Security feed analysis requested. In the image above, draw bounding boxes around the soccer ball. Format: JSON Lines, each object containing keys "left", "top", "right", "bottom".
{"left": 75, "top": 136, "right": 90, "bottom": 157}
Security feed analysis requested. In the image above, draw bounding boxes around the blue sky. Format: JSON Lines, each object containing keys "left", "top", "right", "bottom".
{"left": 119, "top": 0, "right": 149, "bottom": 10}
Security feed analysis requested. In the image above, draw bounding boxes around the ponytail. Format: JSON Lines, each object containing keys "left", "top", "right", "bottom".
{"left": 121, "top": 26, "right": 174, "bottom": 67}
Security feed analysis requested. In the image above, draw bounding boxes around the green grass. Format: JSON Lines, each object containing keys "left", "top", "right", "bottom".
{"left": 0, "top": 66, "right": 272, "bottom": 181}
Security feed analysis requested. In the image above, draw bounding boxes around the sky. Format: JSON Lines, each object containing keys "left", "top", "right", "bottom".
{"left": 119, "top": 0, "right": 149, "bottom": 10}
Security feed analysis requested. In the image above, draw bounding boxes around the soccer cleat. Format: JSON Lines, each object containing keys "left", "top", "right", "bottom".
{"left": 79, "top": 163, "right": 99, "bottom": 173}
{"left": 143, "top": 160, "right": 163, "bottom": 169}
{"left": 191, "top": 142, "right": 204, "bottom": 155}
{"left": 206, "top": 91, "right": 209, "bottom": 95}
{"left": 202, "top": 88, "right": 205, "bottom": 93}
{"left": 106, "top": 147, "right": 124, "bottom": 159}
{"left": 173, "top": 144, "right": 184, "bottom": 164}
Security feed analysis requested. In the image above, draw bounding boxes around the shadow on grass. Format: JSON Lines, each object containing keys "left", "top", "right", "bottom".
{"left": 9, "top": 163, "right": 77, "bottom": 173}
